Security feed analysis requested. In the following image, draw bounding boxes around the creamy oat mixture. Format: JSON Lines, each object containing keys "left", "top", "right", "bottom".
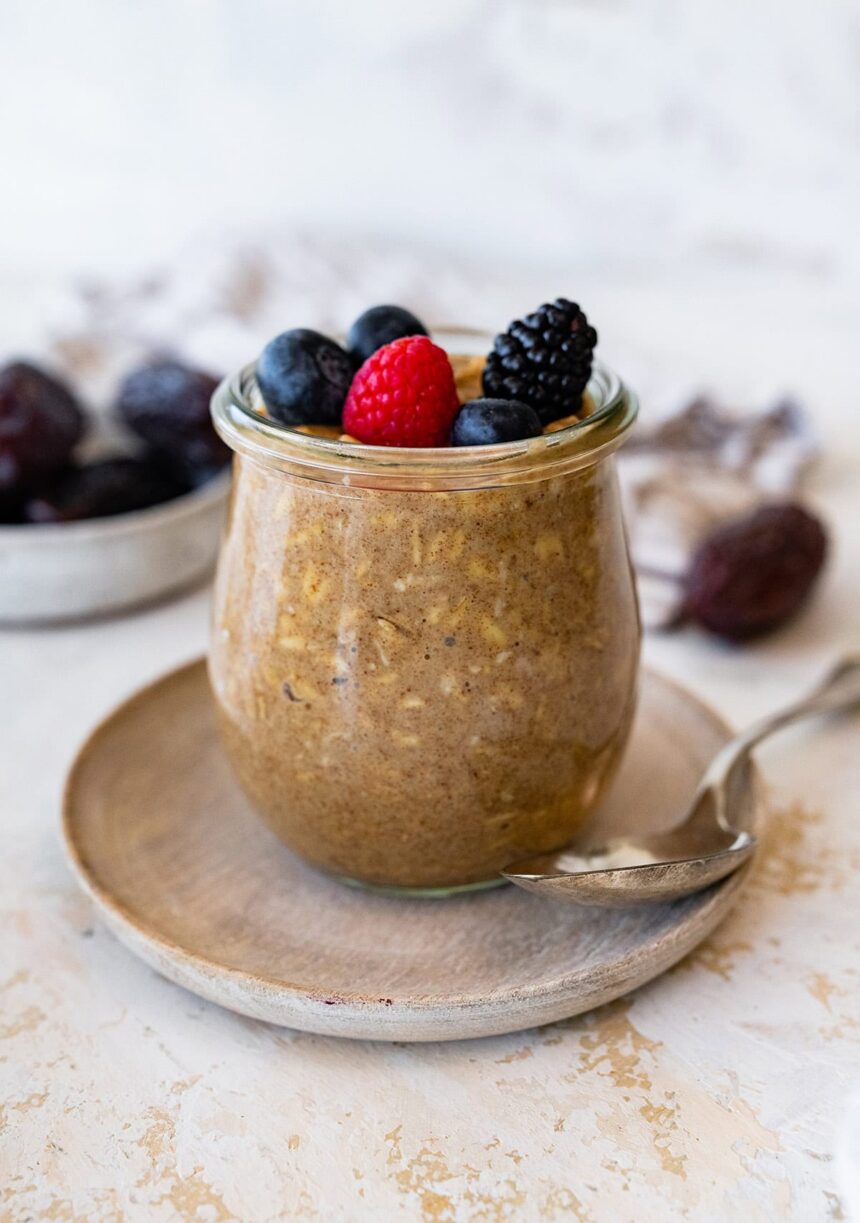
{"left": 209, "top": 362, "right": 639, "bottom": 888}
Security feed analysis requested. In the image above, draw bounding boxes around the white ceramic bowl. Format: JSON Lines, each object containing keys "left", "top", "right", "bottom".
{"left": 0, "top": 470, "right": 230, "bottom": 625}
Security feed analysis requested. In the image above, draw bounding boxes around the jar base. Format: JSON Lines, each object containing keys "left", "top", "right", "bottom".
{"left": 334, "top": 873, "right": 507, "bottom": 899}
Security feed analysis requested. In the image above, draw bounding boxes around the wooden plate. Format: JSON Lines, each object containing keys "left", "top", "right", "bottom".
{"left": 63, "top": 659, "right": 757, "bottom": 1042}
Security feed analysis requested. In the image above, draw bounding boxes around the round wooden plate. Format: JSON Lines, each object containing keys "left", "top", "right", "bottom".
{"left": 63, "top": 659, "right": 757, "bottom": 1042}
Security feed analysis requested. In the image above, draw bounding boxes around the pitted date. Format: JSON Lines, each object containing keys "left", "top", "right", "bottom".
{"left": 24, "top": 457, "right": 185, "bottom": 524}
{"left": 683, "top": 502, "right": 828, "bottom": 640}
{"left": 0, "top": 361, "right": 85, "bottom": 494}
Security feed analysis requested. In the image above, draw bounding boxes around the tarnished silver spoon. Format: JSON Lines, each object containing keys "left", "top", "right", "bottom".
{"left": 503, "top": 656, "right": 860, "bottom": 906}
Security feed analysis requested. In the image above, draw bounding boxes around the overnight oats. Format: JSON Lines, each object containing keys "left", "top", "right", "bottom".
{"left": 209, "top": 301, "right": 640, "bottom": 893}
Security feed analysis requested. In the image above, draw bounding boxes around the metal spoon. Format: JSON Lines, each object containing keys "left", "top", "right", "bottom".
{"left": 502, "top": 656, "right": 860, "bottom": 906}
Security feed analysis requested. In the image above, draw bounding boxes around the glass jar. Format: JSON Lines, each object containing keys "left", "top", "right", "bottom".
{"left": 209, "top": 339, "right": 640, "bottom": 894}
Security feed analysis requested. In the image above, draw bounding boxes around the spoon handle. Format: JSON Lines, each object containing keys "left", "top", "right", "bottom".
{"left": 699, "top": 655, "right": 860, "bottom": 796}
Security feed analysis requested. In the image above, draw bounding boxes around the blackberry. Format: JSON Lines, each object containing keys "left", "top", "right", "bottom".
{"left": 482, "top": 298, "right": 597, "bottom": 425}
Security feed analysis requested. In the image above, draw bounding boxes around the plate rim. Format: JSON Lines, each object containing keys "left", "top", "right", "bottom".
{"left": 62, "top": 657, "right": 757, "bottom": 1030}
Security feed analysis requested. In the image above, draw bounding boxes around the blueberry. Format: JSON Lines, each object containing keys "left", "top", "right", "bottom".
{"left": 0, "top": 361, "right": 85, "bottom": 495}
{"left": 346, "top": 306, "right": 428, "bottom": 367}
{"left": 116, "top": 359, "right": 228, "bottom": 479}
{"left": 256, "top": 329, "right": 353, "bottom": 426}
{"left": 451, "top": 398, "right": 543, "bottom": 446}
{"left": 23, "top": 457, "right": 186, "bottom": 524}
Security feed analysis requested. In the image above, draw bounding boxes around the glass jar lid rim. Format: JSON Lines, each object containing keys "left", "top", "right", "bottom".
{"left": 212, "top": 353, "right": 638, "bottom": 485}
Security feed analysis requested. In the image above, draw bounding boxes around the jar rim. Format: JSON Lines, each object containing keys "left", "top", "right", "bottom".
{"left": 211, "top": 332, "right": 638, "bottom": 491}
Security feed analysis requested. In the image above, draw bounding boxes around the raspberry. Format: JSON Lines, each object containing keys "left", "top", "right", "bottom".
{"left": 342, "top": 336, "right": 459, "bottom": 447}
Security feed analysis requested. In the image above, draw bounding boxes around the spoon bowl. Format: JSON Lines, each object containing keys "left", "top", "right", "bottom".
{"left": 504, "top": 656, "right": 860, "bottom": 906}
{"left": 503, "top": 828, "right": 757, "bottom": 907}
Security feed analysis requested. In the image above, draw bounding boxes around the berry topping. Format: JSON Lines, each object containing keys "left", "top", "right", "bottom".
{"left": 482, "top": 298, "right": 597, "bottom": 425}
{"left": 257, "top": 329, "right": 353, "bottom": 426}
{"left": 23, "top": 457, "right": 185, "bottom": 524}
{"left": 0, "top": 361, "right": 85, "bottom": 495}
{"left": 452, "top": 398, "right": 543, "bottom": 447}
{"left": 343, "top": 336, "right": 460, "bottom": 447}
{"left": 346, "top": 305, "right": 429, "bottom": 366}
{"left": 683, "top": 502, "right": 828, "bottom": 640}
{"left": 116, "top": 359, "right": 227, "bottom": 481}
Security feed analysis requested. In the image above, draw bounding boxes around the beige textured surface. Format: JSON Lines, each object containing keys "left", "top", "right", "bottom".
{"left": 3, "top": 270, "right": 860, "bottom": 1217}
